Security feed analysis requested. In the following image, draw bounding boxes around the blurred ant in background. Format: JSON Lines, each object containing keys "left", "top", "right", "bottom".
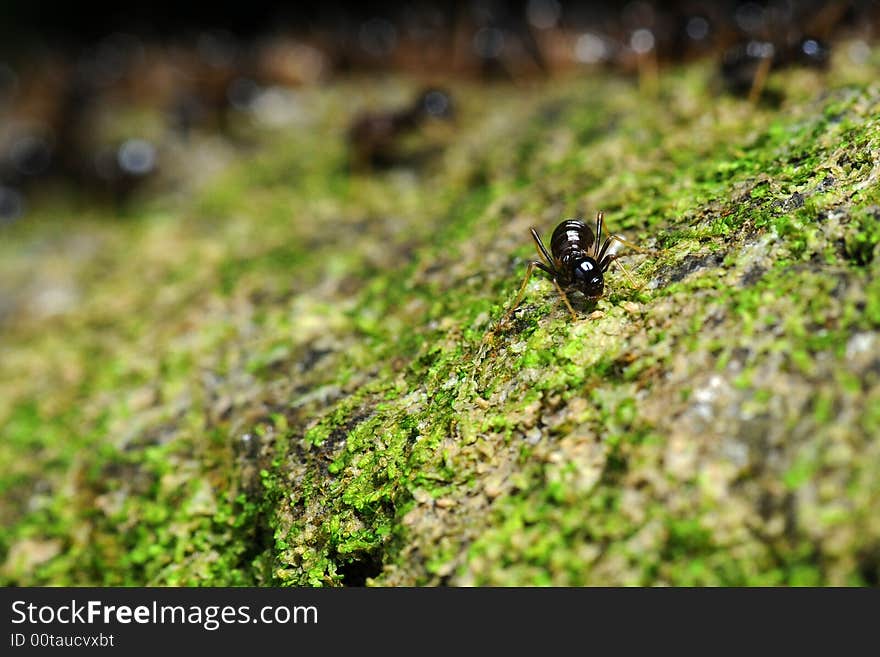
{"left": 720, "top": 34, "right": 831, "bottom": 102}
{"left": 717, "top": 0, "right": 848, "bottom": 102}
{"left": 347, "top": 87, "right": 454, "bottom": 170}
{"left": 0, "top": 41, "right": 161, "bottom": 216}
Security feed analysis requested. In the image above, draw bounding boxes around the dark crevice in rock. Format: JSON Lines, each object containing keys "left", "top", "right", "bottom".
{"left": 661, "top": 251, "right": 726, "bottom": 285}
{"left": 740, "top": 264, "right": 766, "bottom": 287}
{"left": 336, "top": 550, "right": 385, "bottom": 587}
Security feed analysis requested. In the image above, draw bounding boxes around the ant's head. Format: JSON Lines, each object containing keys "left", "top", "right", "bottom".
{"left": 571, "top": 256, "right": 604, "bottom": 298}
{"left": 415, "top": 88, "right": 454, "bottom": 121}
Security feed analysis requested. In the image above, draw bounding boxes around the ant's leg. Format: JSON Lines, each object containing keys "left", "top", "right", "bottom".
{"left": 747, "top": 55, "right": 772, "bottom": 104}
{"left": 552, "top": 279, "right": 578, "bottom": 320}
{"left": 601, "top": 253, "right": 641, "bottom": 290}
{"left": 597, "top": 233, "right": 653, "bottom": 263}
{"left": 530, "top": 228, "right": 554, "bottom": 268}
{"left": 594, "top": 211, "right": 604, "bottom": 258}
{"left": 503, "top": 260, "right": 554, "bottom": 323}
{"left": 596, "top": 235, "right": 613, "bottom": 263}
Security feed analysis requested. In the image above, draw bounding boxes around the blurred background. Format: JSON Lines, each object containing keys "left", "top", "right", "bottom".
{"left": 1, "top": 0, "right": 878, "bottom": 223}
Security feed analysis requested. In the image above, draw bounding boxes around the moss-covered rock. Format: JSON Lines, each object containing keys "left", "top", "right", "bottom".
{"left": 2, "top": 49, "right": 879, "bottom": 586}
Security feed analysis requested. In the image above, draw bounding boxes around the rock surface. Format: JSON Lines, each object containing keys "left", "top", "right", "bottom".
{"left": 2, "top": 53, "right": 879, "bottom": 585}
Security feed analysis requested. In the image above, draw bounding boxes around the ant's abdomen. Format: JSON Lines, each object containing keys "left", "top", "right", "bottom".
{"left": 550, "top": 219, "right": 595, "bottom": 262}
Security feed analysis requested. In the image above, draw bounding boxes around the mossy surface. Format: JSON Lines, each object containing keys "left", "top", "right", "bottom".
{"left": 2, "top": 50, "right": 880, "bottom": 586}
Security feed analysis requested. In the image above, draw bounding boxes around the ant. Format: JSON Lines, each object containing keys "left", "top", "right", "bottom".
{"left": 720, "top": 35, "right": 830, "bottom": 103}
{"left": 347, "top": 87, "right": 454, "bottom": 170}
{"left": 503, "top": 212, "right": 651, "bottom": 322}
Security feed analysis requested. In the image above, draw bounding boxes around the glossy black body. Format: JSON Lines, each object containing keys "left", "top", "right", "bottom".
{"left": 548, "top": 219, "right": 605, "bottom": 297}
{"left": 503, "top": 211, "right": 648, "bottom": 322}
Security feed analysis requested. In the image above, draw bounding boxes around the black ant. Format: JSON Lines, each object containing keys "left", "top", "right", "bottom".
{"left": 720, "top": 35, "right": 831, "bottom": 103}
{"left": 347, "top": 87, "right": 454, "bottom": 170}
{"left": 503, "top": 212, "right": 651, "bottom": 322}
